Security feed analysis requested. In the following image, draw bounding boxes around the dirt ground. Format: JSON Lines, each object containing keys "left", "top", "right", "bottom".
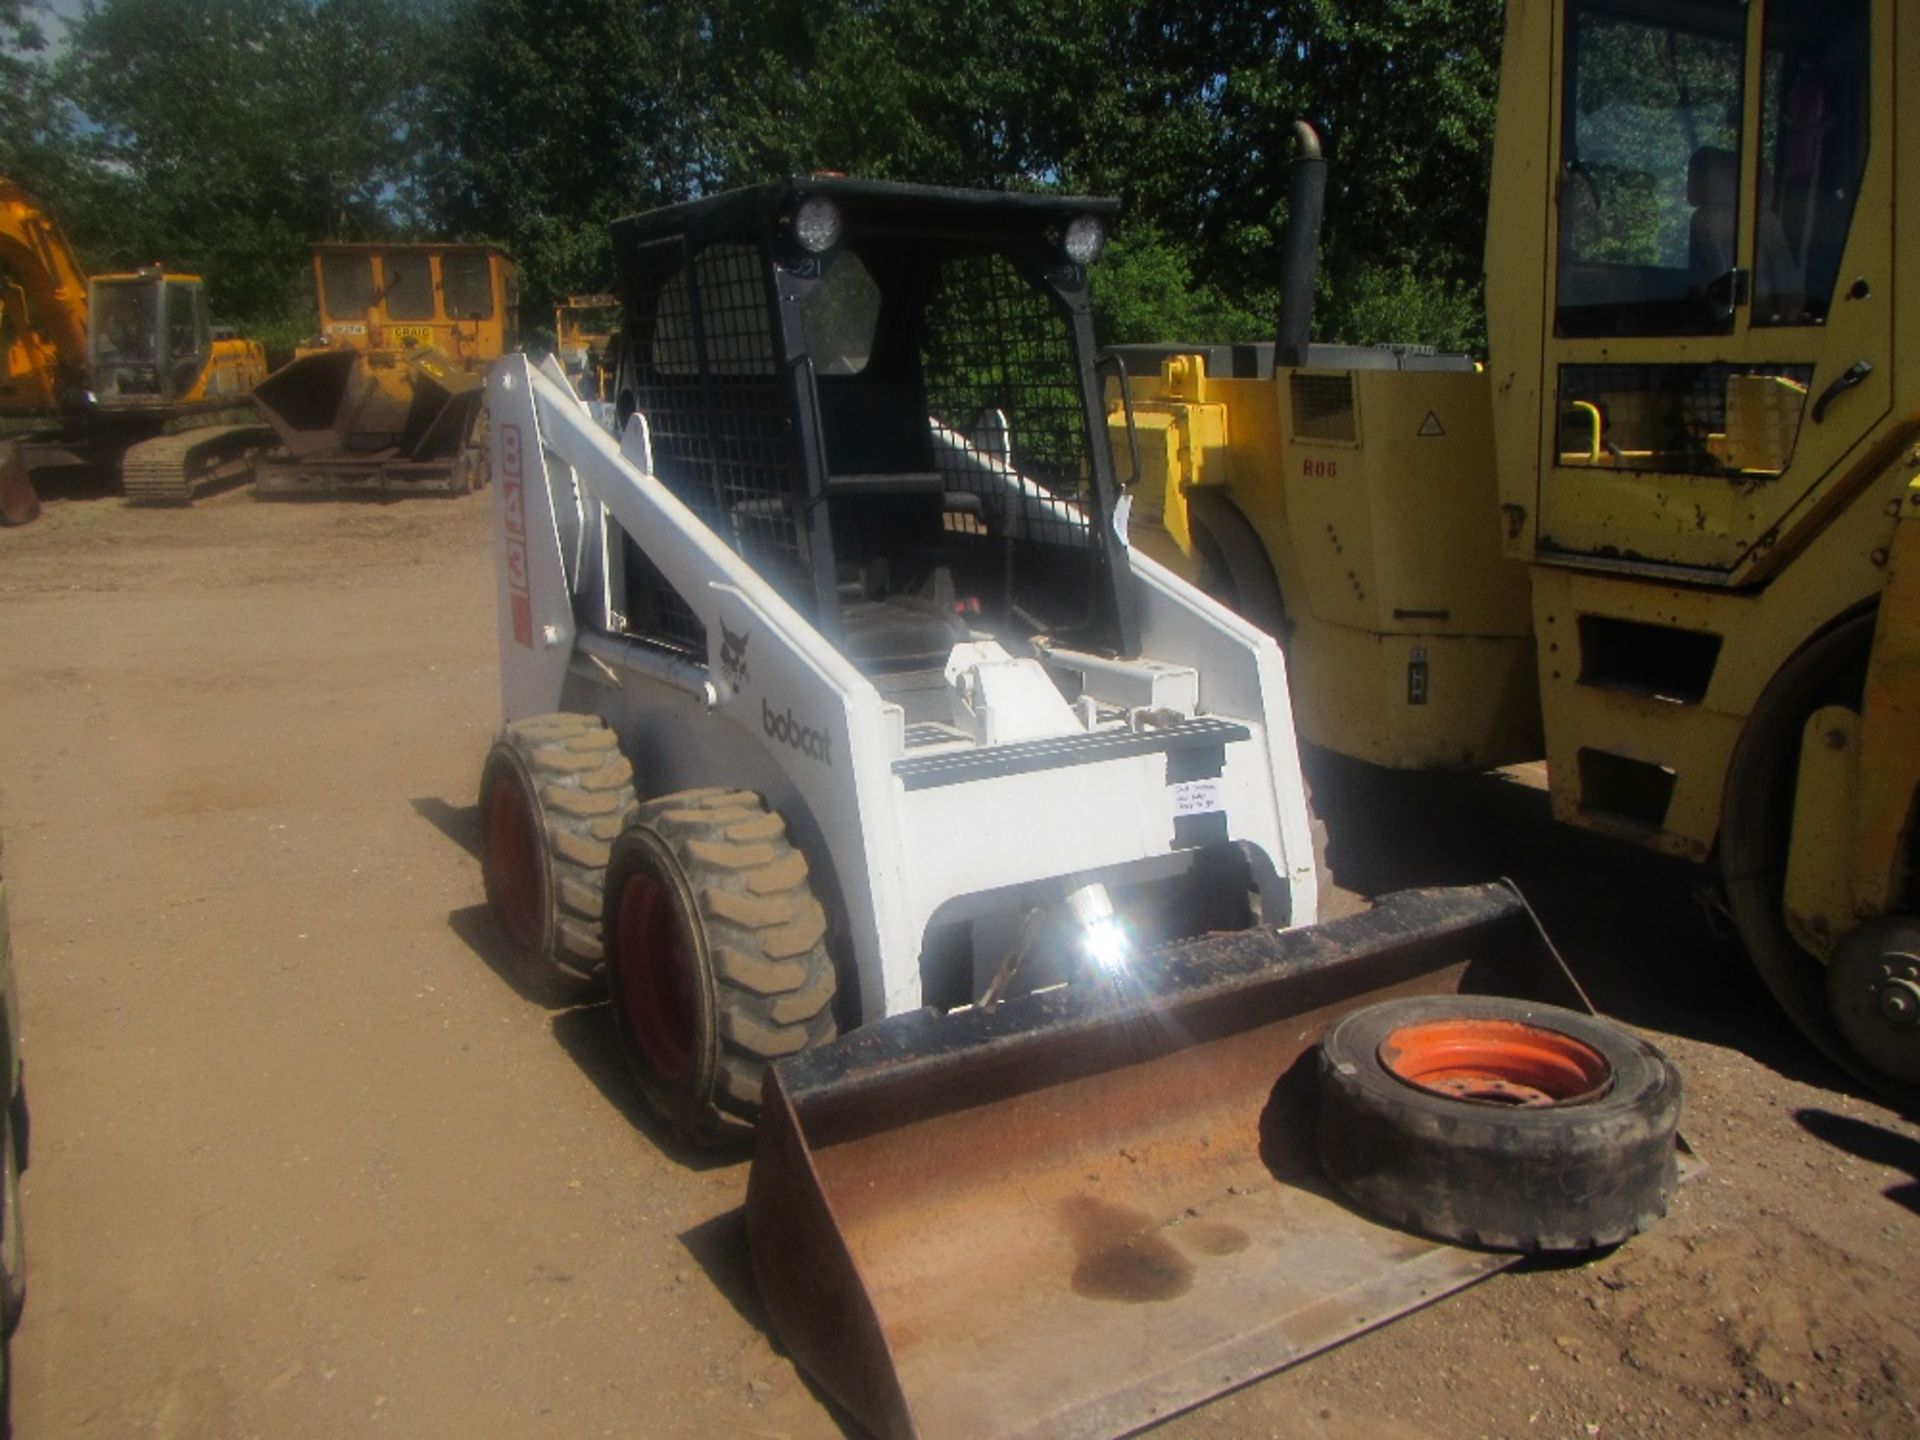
{"left": 0, "top": 482, "right": 1914, "bottom": 1440}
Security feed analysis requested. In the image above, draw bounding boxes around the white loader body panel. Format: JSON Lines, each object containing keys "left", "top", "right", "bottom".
{"left": 490, "top": 357, "right": 1317, "bottom": 1022}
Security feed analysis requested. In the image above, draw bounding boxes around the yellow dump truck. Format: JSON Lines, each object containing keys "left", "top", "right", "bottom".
{"left": 1113, "top": 0, "right": 1916, "bottom": 1104}
{"left": 251, "top": 242, "right": 515, "bottom": 496}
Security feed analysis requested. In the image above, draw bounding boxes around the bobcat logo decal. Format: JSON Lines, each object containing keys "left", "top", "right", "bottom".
{"left": 719, "top": 620, "right": 751, "bottom": 688}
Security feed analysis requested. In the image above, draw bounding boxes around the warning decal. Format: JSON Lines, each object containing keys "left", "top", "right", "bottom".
{"left": 1172, "top": 778, "right": 1224, "bottom": 816}
{"left": 500, "top": 423, "right": 533, "bottom": 649}
{"left": 1418, "top": 411, "right": 1446, "bottom": 437}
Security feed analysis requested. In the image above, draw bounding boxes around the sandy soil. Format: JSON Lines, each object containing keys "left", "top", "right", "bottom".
{"left": 0, "top": 483, "right": 1914, "bottom": 1439}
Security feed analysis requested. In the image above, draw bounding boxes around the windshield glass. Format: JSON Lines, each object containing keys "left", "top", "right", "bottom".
{"left": 441, "top": 252, "right": 494, "bottom": 320}
{"left": 320, "top": 253, "right": 375, "bottom": 319}
{"left": 381, "top": 252, "right": 434, "bottom": 320}
{"left": 1556, "top": 0, "right": 1746, "bottom": 337}
{"left": 90, "top": 280, "right": 158, "bottom": 364}
{"left": 1752, "top": 0, "right": 1868, "bottom": 326}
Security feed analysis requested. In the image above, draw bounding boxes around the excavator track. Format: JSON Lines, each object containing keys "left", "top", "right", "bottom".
{"left": 121, "top": 423, "right": 274, "bottom": 506}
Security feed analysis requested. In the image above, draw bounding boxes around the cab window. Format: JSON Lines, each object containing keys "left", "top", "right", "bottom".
{"left": 165, "top": 280, "right": 205, "bottom": 360}
{"left": 801, "top": 250, "right": 881, "bottom": 376}
{"left": 320, "top": 253, "right": 375, "bottom": 319}
{"left": 1751, "top": 0, "right": 1869, "bottom": 327}
{"left": 1556, "top": 0, "right": 1747, "bottom": 338}
{"left": 165, "top": 279, "right": 209, "bottom": 395}
{"left": 441, "top": 252, "right": 494, "bottom": 320}
{"left": 91, "top": 281, "right": 154, "bottom": 362}
{"left": 381, "top": 252, "right": 434, "bottom": 321}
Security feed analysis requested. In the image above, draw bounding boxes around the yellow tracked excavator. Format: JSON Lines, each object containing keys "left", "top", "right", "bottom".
{"left": 0, "top": 177, "right": 269, "bottom": 517}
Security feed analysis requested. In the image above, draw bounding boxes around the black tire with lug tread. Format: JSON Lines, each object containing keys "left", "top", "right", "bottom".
{"left": 478, "top": 713, "right": 637, "bottom": 1001}
{"left": 0, "top": 854, "right": 20, "bottom": 1339}
{"left": 0, "top": 1098, "right": 20, "bottom": 1339}
{"left": 603, "top": 789, "right": 837, "bottom": 1143}
{"left": 1717, "top": 610, "right": 1920, "bottom": 1106}
{"left": 1317, "top": 995, "right": 1681, "bottom": 1252}
{"left": 1183, "top": 493, "right": 1331, "bottom": 914}
{"left": 462, "top": 405, "right": 490, "bottom": 493}
{"left": 1188, "top": 490, "right": 1288, "bottom": 638}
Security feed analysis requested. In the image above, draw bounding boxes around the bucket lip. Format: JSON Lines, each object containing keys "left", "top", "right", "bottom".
{"left": 771, "top": 880, "right": 1580, "bottom": 1104}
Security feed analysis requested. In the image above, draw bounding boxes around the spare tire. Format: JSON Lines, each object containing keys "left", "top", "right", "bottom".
{"left": 1316, "top": 995, "right": 1680, "bottom": 1252}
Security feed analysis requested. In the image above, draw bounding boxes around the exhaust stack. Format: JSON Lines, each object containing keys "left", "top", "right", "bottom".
{"left": 1275, "top": 120, "right": 1326, "bottom": 368}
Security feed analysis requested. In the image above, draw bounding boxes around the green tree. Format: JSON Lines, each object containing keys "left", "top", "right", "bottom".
{"left": 56, "top": 0, "right": 432, "bottom": 319}
{"left": 0, "top": 1, "right": 84, "bottom": 197}
{"left": 421, "top": 0, "right": 714, "bottom": 330}
{"left": 1202, "top": 0, "right": 1504, "bottom": 349}
{"left": 702, "top": 0, "right": 1504, "bottom": 353}
{"left": 16, "top": 0, "right": 1514, "bottom": 356}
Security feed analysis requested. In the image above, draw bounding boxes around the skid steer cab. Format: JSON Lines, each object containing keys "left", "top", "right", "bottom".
{"left": 477, "top": 179, "right": 1681, "bottom": 1440}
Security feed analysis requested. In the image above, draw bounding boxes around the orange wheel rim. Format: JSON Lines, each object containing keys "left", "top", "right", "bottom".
{"left": 615, "top": 871, "right": 696, "bottom": 1082}
{"left": 1378, "top": 1018, "right": 1612, "bottom": 1107}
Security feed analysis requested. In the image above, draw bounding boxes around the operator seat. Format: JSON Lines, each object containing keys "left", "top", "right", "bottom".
{"left": 1687, "top": 146, "right": 1738, "bottom": 292}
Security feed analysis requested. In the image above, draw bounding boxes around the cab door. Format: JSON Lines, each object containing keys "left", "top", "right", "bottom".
{"left": 162, "top": 278, "right": 212, "bottom": 401}
{"left": 1536, "top": 0, "right": 1890, "bottom": 580}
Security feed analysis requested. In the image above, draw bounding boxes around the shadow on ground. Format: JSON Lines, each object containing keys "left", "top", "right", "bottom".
{"left": 16, "top": 461, "right": 117, "bottom": 505}
{"left": 680, "top": 1206, "right": 863, "bottom": 1437}
{"left": 549, "top": 1005, "right": 737, "bottom": 1172}
{"left": 444, "top": 901, "right": 574, "bottom": 1007}
{"left": 1794, "top": 1108, "right": 1920, "bottom": 1214}
{"left": 411, "top": 795, "right": 482, "bottom": 863}
{"left": 420, "top": 755, "right": 1875, "bottom": 1138}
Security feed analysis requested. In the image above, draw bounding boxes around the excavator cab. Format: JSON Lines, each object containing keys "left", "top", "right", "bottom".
{"left": 86, "top": 272, "right": 203, "bottom": 408}
{"left": 83, "top": 270, "right": 262, "bottom": 419}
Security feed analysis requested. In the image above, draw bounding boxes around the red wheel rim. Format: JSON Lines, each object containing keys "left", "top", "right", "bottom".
{"left": 615, "top": 871, "right": 696, "bottom": 1082}
{"left": 1379, "top": 1018, "right": 1612, "bottom": 1107}
{"left": 484, "top": 774, "right": 543, "bottom": 948}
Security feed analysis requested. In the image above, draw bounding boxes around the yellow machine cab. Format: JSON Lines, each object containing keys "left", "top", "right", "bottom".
{"left": 307, "top": 242, "right": 516, "bottom": 366}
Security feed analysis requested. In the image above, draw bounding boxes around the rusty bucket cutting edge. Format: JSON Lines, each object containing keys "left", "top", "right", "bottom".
{"left": 747, "top": 882, "right": 1591, "bottom": 1440}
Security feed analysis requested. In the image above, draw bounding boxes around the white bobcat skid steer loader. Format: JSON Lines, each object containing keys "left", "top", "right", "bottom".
{"left": 478, "top": 180, "right": 1680, "bottom": 1440}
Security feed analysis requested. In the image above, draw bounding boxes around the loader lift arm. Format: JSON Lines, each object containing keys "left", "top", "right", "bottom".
{"left": 0, "top": 178, "right": 91, "bottom": 413}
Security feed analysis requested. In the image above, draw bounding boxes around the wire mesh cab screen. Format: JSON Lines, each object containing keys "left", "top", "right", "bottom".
{"left": 610, "top": 179, "right": 1133, "bottom": 668}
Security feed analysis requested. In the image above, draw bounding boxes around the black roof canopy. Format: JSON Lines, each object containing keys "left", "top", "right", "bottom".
{"left": 610, "top": 177, "right": 1119, "bottom": 256}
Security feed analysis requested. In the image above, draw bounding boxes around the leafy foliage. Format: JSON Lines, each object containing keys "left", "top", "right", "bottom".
{"left": 0, "top": 1, "right": 83, "bottom": 200}
{"left": 7, "top": 0, "right": 1510, "bottom": 355}
{"left": 52, "top": 0, "right": 431, "bottom": 320}
{"left": 420, "top": 0, "right": 713, "bottom": 315}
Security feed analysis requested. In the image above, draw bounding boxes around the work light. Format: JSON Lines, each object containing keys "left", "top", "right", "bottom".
{"left": 1063, "top": 215, "right": 1106, "bottom": 265}
{"left": 793, "top": 197, "right": 843, "bottom": 254}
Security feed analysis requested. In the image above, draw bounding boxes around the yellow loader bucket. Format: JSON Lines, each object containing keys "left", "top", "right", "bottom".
{"left": 250, "top": 347, "right": 484, "bottom": 495}
{"left": 748, "top": 883, "right": 1608, "bottom": 1440}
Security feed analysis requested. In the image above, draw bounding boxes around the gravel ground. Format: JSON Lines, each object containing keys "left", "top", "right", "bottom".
{"left": 0, "top": 483, "right": 1913, "bottom": 1439}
